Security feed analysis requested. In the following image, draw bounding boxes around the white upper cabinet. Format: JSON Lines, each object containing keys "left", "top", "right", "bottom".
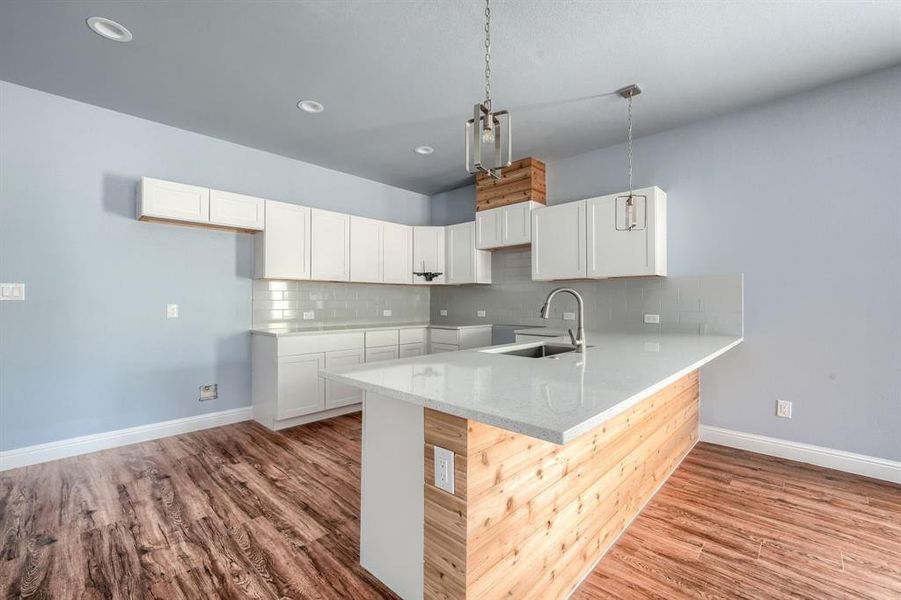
{"left": 382, "top": 221, "right": 413, "bottom": 284}
{"left": 350, "top": 216, "right": 383, "bottom": 283}
{"left": 586, "top": 186, "right": 667, "bottom": 277}
{"left": 138, "top": 177, "right": 209, "bottom": 224}
{"left": 475, "top": 201, "right": 541, "bottom": 249}
{"left": 531, "top": 200, "right": 587, "bottom": 281}
{"left": 311, "top": 208, "right": 351, "bottom": 281}
{"left": 209, "top": 189, "right": 265, "bottom": 230}
{"left": 446, "top": 221, "right": 492, "bottom": 285}
{"left": 412, "top": 226, "right": 446, "bottom": 285}
{"left": 254, "top": 200, "right": 311, "bottom": 280}
{"left": 350, "top": 217, "right": 413, "bottom": 284}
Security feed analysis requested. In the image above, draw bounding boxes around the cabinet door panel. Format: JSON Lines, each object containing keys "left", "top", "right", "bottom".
{"left": 382, "top": 222, "right": 413, "bottom": 284}
{"left": 365, "top": 346, "right": 399, "bottom": 363}
{"left": 475, "top": 208, "right": 503, "bottom": 249}
{"left": 277, "top": 353, "right": 324, "bottom": 419}
{"left": 587, "top": 187, "right": 666, "bottom": 277}
{"left": 399, "top": 342, "right": 425, "bottom": 358}
{"left": 209, "top": 189, "right": 264, "bottom": 230}
{"left": 350, "top": 216, "right": 382, "bottom": 283}
{"left": 446, "top": 222, "right": 475, "bottom": 284}
{"left": 325, "top": 349, "right": 364, "bottom": 408}
{"left": 531, "top": 201, "right": 587, "bottom": 280}
{"left": 311, "top": 209, "right": 351, "bottom": 281}
{"left": 412, "top": 226, "right": 446, "bottom": 285}
{"left": 502, "top": 202, "right": 532, "bottom": 245}
{"left": 139, "top": 177, "right": 209, "bottom": 223}
{"left": 257, "top": 200, "right": 311, "bottom": 279}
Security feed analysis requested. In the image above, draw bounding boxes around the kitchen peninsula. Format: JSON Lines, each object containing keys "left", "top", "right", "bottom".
{"left": 323, "top": 331, "right": 742, "bottom": 599}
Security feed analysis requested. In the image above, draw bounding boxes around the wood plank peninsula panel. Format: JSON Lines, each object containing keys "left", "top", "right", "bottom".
{"left": 423, "top": 371, "right": 700, "bottom": 599}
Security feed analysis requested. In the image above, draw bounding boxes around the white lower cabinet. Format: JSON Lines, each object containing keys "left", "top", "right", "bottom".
{"left": 252, "top": 327, "right": 430, "bottom": 430}
{"left": 276, "top": 353, "right": 324, "bottom": 419}
{"left": 429, "top": 343, "right": 459, "bottom": 354}
{"left": 324, "top": 348, "right": 364, "bottom": 408}
{"left": 428, "top": 325, "right": 492, "bottom": 353}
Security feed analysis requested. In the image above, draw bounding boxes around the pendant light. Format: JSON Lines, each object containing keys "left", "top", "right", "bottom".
{"left": 465, "top": 0, "right": 512, "bottom": 179}
{"left": 615, "top": 84, "right": 645, "bottom": 231}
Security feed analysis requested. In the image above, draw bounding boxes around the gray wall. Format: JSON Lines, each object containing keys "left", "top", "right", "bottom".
{"left": 430, "top": 66, "right": 901, "bottom": 461}
{"left": 0, "top": 81, "right": 429, "bottom": 451}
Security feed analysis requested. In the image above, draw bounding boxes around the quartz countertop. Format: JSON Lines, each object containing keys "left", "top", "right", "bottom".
{"left": 321, "top": 333, "right": 742, "bottom": 444}
{"left": 251, "top": 322, "right": 492, "bottom": 337}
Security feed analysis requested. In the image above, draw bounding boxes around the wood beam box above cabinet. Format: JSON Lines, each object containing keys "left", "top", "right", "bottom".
{"left": 475, "top": 157, "right": 547, "bottom": 212}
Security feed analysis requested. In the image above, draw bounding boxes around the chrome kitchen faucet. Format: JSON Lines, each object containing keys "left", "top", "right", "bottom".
{"left": 539, "top": 288, "right": 587, "bottom": 353}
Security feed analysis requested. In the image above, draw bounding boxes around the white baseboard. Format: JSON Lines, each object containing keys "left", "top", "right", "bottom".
{"left": 0, "top": 406, "right": 253, "bottom": 471}
{"left": 699, "top": 425, "right": 901, "bottom": 484}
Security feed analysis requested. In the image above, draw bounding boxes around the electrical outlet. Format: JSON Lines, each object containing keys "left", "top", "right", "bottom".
{"left": 440, "top": 309, "right": 448, "bottom": 316}
{"left": 303, "top": 311, "right": 315, "bottom": 320}
{"left": 167, "top": 304, "right": 179, "bottom": 319}
{"left": 476, "top": 310, "right": 486, "bottom": 318}
{"left": 644, "top": 313, "right": 660, "bottom": 324}
{"left": 383, "top": 309, "right": 393, "bottom": 317}
{"left": 199, "top": 384, "right": 218, "bottom": 401}
{"left": 433, "top": 446, "right": 455, "bottom": 494}
{"left": 0, "top": 283, "right": 25, "bottom": 301}
{"left": 776, "top": 399, "right": 792, "bottom": 419}
{"left": 563, "top": 312, "right": 576, "bottom": 321}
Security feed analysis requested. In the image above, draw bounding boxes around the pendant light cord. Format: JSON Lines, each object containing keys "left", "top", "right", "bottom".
{"left": 484, "top": 0, "right": 491, "bottom": 108}
{"left": 627, "top": 91, "right": 634, "bottom": 198}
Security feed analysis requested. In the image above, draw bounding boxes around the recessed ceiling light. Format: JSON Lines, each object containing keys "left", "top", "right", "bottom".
{"left": 86, "top": 17, "right": 133, "bottom": 42}
{"left": 297, "top": 100, "right": 325, "bottom": 113}
{"left": 414, "top": 146, "right": 434, "bottom": 155}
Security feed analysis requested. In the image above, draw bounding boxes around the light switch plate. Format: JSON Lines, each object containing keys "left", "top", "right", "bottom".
{"left": 0, "top": 283, "right": 25, "bottom": 301}
{"left": 167, "top": 304, "right": 179, "bottom": 319}
{"left": 383, "top": 309, "right": 393, "bottom": 317}
{"left": 433, "top": 445, "right": 455, "bottom": 494}
{"left": 440, "top": 309, "right": 448, "bottom": 316}
{"left": 476, "top": 310, "right": 486, "bottom": 318}
{"left": 303, "top": 311, "right": 315, "bottom": 320}
{"left": 644, "top": 313, "right": 660, "bottom": 324}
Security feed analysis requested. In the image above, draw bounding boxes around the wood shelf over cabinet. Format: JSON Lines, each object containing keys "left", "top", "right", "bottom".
{"left": 475, "top": 157, "right": 546, "bottom": 212}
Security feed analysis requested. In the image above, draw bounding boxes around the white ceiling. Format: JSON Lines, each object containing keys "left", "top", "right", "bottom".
{"left": 1, "top": 1, "right": 899, "bottom": 194}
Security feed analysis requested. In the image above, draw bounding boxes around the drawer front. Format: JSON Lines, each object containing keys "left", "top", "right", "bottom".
{"left": 365, "top": 329, "right": 400, "bottom": 348}
{"left": 430, "top": 342, "right": 459, "bottom": 354}
{"left": 515, "top": 334, "right": 569, "bottom": 344}
{"left": 429, "top": 327, "right": 460, "bottom": 345}
{"left": 399, "top": 342, "right": 425, "bottom": 358}
{"left": 278, "top": 332, "right": 364, "bottom": 356}
{"left": 399, "top": 328, "right": 427, "bottom": 344}
{"left": 366, "top": 346, "right": 399, "bottom": 363}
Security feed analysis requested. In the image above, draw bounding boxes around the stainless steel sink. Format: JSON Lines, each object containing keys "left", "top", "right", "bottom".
{"left": 486, "top": 342, "right": 579, "bottom": 359}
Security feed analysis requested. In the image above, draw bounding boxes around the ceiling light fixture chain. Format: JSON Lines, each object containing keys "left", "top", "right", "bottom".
{"left": 465, "top": 0, "right": 511, "bottom": 178}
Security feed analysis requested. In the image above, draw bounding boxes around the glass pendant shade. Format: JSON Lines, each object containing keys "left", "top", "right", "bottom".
{"left": 466, "top": 102, "right": 511, "bottom": 178}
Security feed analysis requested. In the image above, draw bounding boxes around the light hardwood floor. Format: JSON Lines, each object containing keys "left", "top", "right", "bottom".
{"left": 1, "top": 414, "right": 899, "bottom": 599}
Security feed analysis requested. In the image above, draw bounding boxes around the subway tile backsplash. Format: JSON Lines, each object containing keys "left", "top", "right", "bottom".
{"left": 253, "top": 251, "right": 742, "bottom": 337}
{"left": 252, "top": 280, "right": 430, "bottom": 329}
{"left": 429, "top": 250, "right": 743, "bottom": 336}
